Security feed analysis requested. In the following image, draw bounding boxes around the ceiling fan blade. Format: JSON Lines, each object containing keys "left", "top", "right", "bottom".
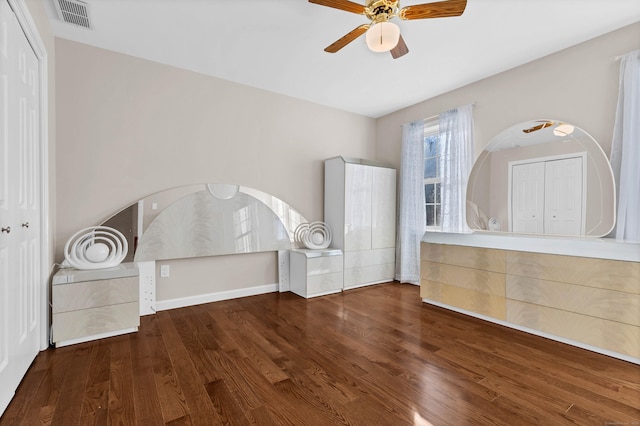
{"left": 390, "top": 34, "right": 409, "bottom": 59}
{"left": 399, "top": 0, "right": 467, "bottom": 20}
{"left": 308, "top": 0, "right": 366, "bottom": 15}
{"left": 522, "top": 120, "right": 554, "bottom": 133}
{"left": 324, "top": 24, "right": 370, "bottom": 53}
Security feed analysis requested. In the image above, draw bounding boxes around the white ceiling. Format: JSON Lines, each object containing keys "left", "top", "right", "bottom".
{"left": 43, "top": 0, "right": 640, "bottom": 118}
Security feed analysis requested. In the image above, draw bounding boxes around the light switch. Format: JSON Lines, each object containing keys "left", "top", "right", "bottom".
{"left": 160, "top": 264, "right": 170, "bottom": 278}
{"left": 151, "top": 202, "right": 158, "bottom": 210}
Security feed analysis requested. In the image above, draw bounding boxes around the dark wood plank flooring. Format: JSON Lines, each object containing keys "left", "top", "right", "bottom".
{"left": 2, "top": 282, "right": 639, "bottom": 425}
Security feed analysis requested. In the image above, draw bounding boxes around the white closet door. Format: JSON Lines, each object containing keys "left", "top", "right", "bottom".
{"left": 0, "top": 0, "right": 41, "bottom": 415}
{"left": 544, "top": 157, "right": 583, "bottom": 235}
{"left": 511, "top": 162, "right": 545, "bottom": 233}
{"left": 344, "top": 163, "right": 372, "bottom": 252}
{"left": 371, "top": 167, "right": 396, "bottom": 249}
{"left": 0, "top": 0, "right": 15, "bottom": 413}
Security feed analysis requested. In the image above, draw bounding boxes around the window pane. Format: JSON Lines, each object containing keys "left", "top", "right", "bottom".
{"left": 435, "top": 183, "right": 441, "bottom": 203}
{"left": 425, "top": 135, "right": 439, "bottom": 157}
{"left": 435, "top": 205, "right": 442, "bottom": 226}
{"left": 425, "top": 184, "right": 435, "bottom": 203}
{"left": 424, "top": 158, "right": 437, "bottom": 179}
{"left": 426, "top": 205, "right": 435, "bottom": 226}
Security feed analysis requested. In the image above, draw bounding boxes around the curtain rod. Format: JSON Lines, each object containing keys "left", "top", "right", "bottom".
{"left": 615, "top": 49, "right": 640, "bottom": 61}
{"left": 400, "top": 102, "right": 477, "bottom": 127}
{"left": 422, "top": 101, "right": 477, "bottom": 123}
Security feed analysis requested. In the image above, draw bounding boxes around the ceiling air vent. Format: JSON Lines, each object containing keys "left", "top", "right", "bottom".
{"left": 53, "top": 0, "right": 92, "bottom": 29}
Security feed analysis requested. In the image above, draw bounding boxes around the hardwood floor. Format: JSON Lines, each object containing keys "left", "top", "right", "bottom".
{"left": 2, "top": 282, "right": 639, "bottom": 425}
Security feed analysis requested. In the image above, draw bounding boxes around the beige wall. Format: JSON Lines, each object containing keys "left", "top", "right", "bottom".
{"left": 375, "top": 22, "right": 640, "bottom": 168}
{"left": 55, "top": 39, "right": 375, "bottom": 300}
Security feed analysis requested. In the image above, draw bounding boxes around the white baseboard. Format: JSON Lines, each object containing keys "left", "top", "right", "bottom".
{"left": 55, "top": 327, "right": 138, "bottom": 347}
{"left": 343, "top": 279, "right": 392, "bottom": 291}
{"left": 156, "top": 283, "right": 278, "bottom": 312}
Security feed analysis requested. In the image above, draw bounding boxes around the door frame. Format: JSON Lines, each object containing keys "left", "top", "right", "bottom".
{"left": 508, "top": 152, "right": 587, "bottom": 234}
{"left": 7, "top": 0, "right": 50, "bottom": 350}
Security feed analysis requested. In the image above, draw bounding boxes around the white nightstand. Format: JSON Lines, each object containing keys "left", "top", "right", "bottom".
{"left": 289, "top": 249, "right": 343, "bottom": 298}
{"left": 52, "top": 263, "right": 140, "bottom": 347}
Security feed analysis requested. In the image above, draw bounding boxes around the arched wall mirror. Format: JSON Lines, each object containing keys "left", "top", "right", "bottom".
{"left": 466, "top": 119, "right": 616, "bottom": 237}
{"left": 101, "top": 183, "right": 308, "bottom": 263}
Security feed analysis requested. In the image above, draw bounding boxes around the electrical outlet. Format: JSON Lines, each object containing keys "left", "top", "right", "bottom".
{"left": 160, "top": 264, "right": 170, "bottom": 278}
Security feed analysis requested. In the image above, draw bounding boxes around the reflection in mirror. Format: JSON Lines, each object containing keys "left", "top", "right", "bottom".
{"left": 101, "top": 184, "right": 308, "bottom": 262}
{"left": 466, "top": 120, "right": 615, "bottom": 237}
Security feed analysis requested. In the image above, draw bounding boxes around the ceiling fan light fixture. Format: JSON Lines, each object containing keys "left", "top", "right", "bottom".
{"left": 554, "top": 123, "right": 575, "bottom": 137}
{"left": 365, "top": 21, "right": 400, "bottom": 53}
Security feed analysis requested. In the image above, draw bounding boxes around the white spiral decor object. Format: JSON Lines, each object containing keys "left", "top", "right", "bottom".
{"left": 294, "top": 221, "right": 332, "bottom": 250}
{"left": 64, "top": 226, "right": 128, "bottom": 270}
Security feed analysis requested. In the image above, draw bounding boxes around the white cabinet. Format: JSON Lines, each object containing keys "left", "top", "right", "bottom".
{"left": 325, "top": 157, "right": 396, "bottom": 290}
{"left": 52, "top": 264, "right": 140, "bottom": 347}
{"left": 290, "top": 249, "right": 343, "bottom": 298}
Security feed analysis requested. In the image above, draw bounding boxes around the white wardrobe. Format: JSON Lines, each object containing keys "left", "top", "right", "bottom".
{"left": 324, "top": 157, "right": 396, "bottom": 290}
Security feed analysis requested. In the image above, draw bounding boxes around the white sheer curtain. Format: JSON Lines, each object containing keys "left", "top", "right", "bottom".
{"left": 395, "top": 120, "right": 425, "bottom": 284}
{"left": 610, "top": 50, "right": 640, "bottom": 242}
{"left": 439, "top": 104, "right": 475, "bottom": 233}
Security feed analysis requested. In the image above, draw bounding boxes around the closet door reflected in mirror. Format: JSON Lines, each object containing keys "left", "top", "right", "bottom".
{"left": 510, "top": 154, "right": 585, "bottom": 235}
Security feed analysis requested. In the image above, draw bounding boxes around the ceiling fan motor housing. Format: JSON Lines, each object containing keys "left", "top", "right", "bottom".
{"left": 365, "top": 0, "right": 400, "bottom": 23}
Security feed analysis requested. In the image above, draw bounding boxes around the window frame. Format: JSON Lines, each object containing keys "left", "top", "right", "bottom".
{"left": 423, "top": 119, "right": 442, "bottom": 231}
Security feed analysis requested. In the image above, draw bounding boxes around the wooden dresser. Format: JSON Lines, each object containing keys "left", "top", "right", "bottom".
{"left": 421, "top": 233, "right": 640, "bottom": 362}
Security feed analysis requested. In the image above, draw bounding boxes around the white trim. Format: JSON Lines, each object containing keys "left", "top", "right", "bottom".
{"left": 294, "top": 289, "right": 342, "bottom": 299}
{"left": 343, "top": 280, "right": 390, "bottom": 291}
{"left": 155, "top": 283, "right": 278, "bottom": 312}
{"left": 55, "top": 327, "right": 138, "bottom": 348}
{"left": 422, "top": 298, "right": 640, "bottom": 365}
{"left": 8, "top": 0, "right": 50, "bottom": 351}
{"left": 422, "top": 231, "right": 640, "bottom": 262}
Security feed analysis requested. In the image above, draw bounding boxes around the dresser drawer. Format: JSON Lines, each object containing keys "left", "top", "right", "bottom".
{"left": 506, "top": 251, "right": 640, "bottom": 294}
{"left": 422, "top": 242, "right": 506, "bottom": 273}
{"left": 52, "top": 275, "right": 138, "bottom": 313}
{"left": 307, "top": 255, "right": 343, "bottom": 275}
{"left": 344, "top": 263, "right": 394, "bottom": 288}
{"left": 344, "top": 248, "right": 395, "bottom": 269}
{"left": 422, "top": 260, "right": 505, "bottom": 297}
{"left": 306, "top": 272, "right": 344, "bottom": 295}
{"left": 507, "top": 275, "right": 640, "bottom": 326}
{"left": 52, "top": 301, "right": 139, "bottom": 343}
{"left": 506, "top": 300, "right": 640, "bottom": 359}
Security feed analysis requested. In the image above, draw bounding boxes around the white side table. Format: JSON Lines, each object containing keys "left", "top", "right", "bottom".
{"left": 52, "top": 263, "right": 139, "bottom": 347}
{"left": 289, "top": 249, "right": 343, "bottom": 298}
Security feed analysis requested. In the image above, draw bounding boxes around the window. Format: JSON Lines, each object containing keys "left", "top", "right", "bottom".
{"left": 424, "top": 119, "right": 442, "bottom": 230}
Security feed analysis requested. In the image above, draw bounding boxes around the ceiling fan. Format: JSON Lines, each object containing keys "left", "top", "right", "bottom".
{"left": 309, "top": 0, "right": 467, "bottom": 59}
